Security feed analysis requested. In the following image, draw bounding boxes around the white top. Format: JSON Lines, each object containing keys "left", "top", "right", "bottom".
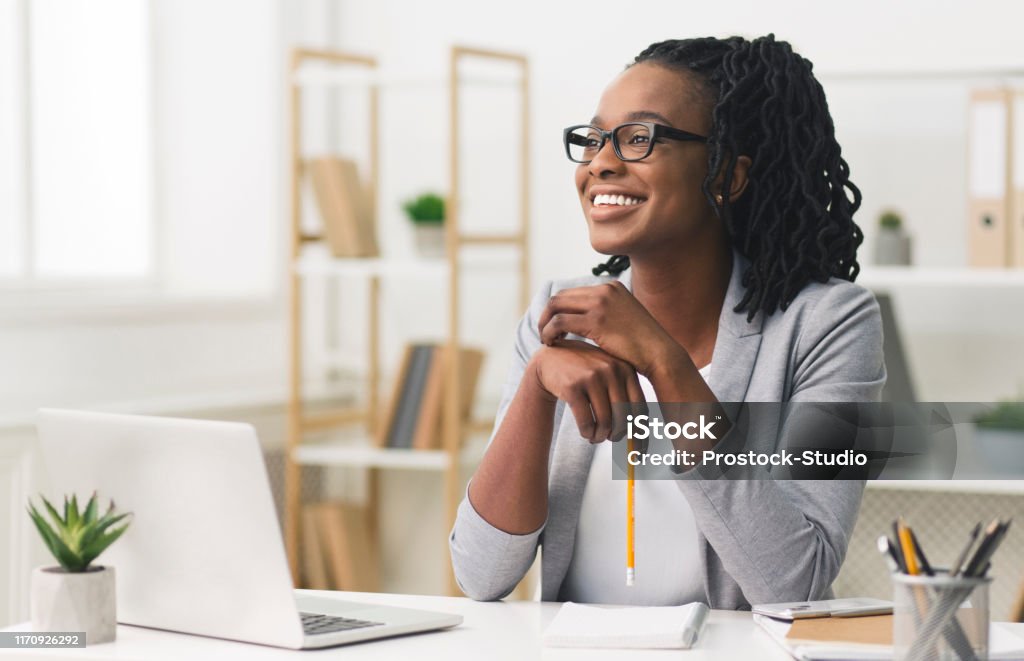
{"left": 561, "top": 364, "right": 711, "bottom": 605}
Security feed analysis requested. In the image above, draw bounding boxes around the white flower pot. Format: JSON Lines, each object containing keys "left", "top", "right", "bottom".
{"left": 413, "top": 223, "right": 446, "bottom": 258}
{"left": 31, "top": 566, "right": 116, "bottom": 644}
{"left": 974, "top": 427, "right": 1024, "bottom": 476}
{"left": 875, "top": 228, "right": 912, "bottom": 265}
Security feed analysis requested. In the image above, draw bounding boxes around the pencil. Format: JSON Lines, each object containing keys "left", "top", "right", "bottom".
{"left": 897, "top": 517, "right": 920, "bottom": 575}
{"left": 626, "top": 436, "right": 635, "bottom": 587}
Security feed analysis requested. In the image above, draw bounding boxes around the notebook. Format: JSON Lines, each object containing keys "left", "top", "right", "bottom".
{"left": 543, "top": 602, "right": 709, "bottom": 649}
{"left": 754, "top": 613, "right": 1024, "bottom": 660}
{"left": 753, "top": 597, "right": 893, "bottom": 620}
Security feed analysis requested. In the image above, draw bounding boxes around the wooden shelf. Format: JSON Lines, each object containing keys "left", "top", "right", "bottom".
{"left": 293, "top": 442, "right": 483, "bottom": 471}
{"left": 857, "top": 266, "right": 1024, "bottom": 290}
{"left": 868, "top": 480, "right": 1024, "bottom": 494}
{"left": 294, "top": 251, "right": 520, "bottom": 279}
{"left": 284, "top": 46, "right": 530, "bottom": 594}
{"left": 292, "top": 68, "right": 522, "bottom": 89}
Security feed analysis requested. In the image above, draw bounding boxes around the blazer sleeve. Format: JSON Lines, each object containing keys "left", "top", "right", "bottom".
{"left": 448, "top": 281, "right": 556, "bottom": 601}
{"left": 676, "top": 282, "right": 886, "bottom": 606}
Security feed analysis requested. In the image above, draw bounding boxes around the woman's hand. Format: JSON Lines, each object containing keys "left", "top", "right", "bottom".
{"left": 527, "top": 339, "right": 645, "bottom": 444}
{"left": 537, "top": 281, "right": 687, "bottom": 378}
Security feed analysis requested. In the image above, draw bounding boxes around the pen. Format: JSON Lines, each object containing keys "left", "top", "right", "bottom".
{"left": 877, "top": 535, "right": 900, "bottom": 573}
{"left": 626, "top": 436, "right": 635, "bottom": 587}
{"left": 949, "top": 522, "right": 982, "bottom": 577}
{"left": 908, "top": 528, "right": 934, "bottom": 576}
{"left": 964, "top": 519, "right": 1010, "bottom": 578}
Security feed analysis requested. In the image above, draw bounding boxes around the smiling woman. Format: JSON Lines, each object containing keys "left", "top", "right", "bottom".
{"left": 450, "top": 35, "right": 885, "bottom": 608}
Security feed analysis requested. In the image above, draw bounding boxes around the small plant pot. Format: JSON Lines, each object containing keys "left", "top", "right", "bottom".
{"left": 31, "top": 566, "right": 116, "bottom": 644}
{"left": 413, "top": 223, "right": 446, "bottom": 258}
{"left": 875, "top": 228, "right": 912, "bottom": 266}
{"left": 974, "top": 427, "right": 1024, "bottom": 476}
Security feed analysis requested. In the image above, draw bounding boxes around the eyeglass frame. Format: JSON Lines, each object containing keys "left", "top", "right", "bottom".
{"left": 562, "top": 121, "right": 708, "bottom": 164}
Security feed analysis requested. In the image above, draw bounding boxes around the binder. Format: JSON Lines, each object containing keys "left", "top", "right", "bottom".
{"left": 967, "top": 89, "right": 1012, "bottom": 267}
{"left": 1010, "top": 89, "right": 1024, "bottom": 266}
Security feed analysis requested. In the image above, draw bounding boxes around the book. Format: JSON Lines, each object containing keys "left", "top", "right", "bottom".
{"left": 378, "top": 343, "right": 485, "bottom": 450}
{"left": 301, "top": 505, "right": 330, "bottom": 590}
{"left": 411, "top": 346, "right": 485, "bottom": 450}
{"left": 380, "top": 344, "right": 436, "bottom": 449}
{"left": 307, "top": 157, "right": 377, "bottom": 258}
{"left": 315, "top": 501, "right": 379, "bottom": 592}
{"left": 543, "top": 602, "right": 708, "bottom": 649}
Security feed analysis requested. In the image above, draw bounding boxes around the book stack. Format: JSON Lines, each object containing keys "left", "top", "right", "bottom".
{"left": 301, "top": 500, "right": 379, "bottom": 592}
{"left": 378, "top": 343, "right": 484, "bottom": 450}
{"left": 308, "top": 156, "right": 379, "bottom": 258}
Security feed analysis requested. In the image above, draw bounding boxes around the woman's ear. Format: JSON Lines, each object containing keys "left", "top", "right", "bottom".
{"left": 714, "top": 155, "right": 752, "bottom": 204}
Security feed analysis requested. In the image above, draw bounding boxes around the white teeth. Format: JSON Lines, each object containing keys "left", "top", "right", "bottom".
{"left": 593, "top": 194, "right": 643, "bottom": 206}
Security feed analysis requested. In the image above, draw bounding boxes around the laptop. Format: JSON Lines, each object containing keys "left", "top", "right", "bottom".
{"left": 35, "top": 408, "right": 463, "bottom": 649}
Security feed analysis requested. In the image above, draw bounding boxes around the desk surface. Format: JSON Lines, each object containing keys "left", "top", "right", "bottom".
{"left": 5, "top": 590, "right": 1023, "bottom": 661}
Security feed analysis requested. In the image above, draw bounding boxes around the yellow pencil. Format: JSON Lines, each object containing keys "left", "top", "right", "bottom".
{"left": 897, "top": 517, "right": 920, "bottom": 576}
{"left": 626, "top": 436, "right": 635, "bottom": 586}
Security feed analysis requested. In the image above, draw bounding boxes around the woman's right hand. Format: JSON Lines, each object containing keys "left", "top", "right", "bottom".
{"left": 525, "top": 339, "right": 645, "bottom": 444}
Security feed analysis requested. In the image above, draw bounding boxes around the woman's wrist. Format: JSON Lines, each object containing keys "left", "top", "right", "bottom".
{"left": 643, "top": 341, "right": 694, "bottom": 384}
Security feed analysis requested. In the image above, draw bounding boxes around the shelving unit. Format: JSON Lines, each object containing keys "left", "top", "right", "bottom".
{"left": 284, "top": 46, "right": 530, "bottom": 590}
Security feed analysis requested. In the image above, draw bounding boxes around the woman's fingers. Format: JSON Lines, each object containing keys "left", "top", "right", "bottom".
{"left": 586, "top": 376, "right": 614, "bottom": 444}
{"left": 539, "top": 312, "right": 590, "bottom": 346}
{"left": 564, "top": 386, "right": 597, "bottom": 442}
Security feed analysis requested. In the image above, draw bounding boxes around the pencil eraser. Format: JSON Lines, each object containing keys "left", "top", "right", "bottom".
{"left": 626, "top": 568, "right": 635, "bottom": 587}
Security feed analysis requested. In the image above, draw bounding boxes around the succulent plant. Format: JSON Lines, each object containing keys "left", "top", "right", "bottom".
{"left": 402, "top": 192, "right": 445, "bottom": 224}
{"left": 975, "top": 401, "right": 1024, "bottom": 431}
{"left": 879, "top": 210, "right": 903, "bottom": 230}
{"left": 27, "top": 493, "right": 132, "bottom": 572}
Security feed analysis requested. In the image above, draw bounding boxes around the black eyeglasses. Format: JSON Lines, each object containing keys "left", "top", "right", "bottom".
{"left": 563, "top": 122, "right": 708, "bottom": 164}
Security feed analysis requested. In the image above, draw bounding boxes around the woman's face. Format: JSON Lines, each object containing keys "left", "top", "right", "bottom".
{"left": 575, "top": 62, "right": 720, "bottom": 260}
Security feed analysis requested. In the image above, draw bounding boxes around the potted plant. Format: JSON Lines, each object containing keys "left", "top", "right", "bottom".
{"left": 973, "top": 401, "right": 1024, "bottom": 475}
{"left": 874, "top": 209, "right": 912, "bottom": 265}
{"left": 27, "top": 493, "right": 132, "bottom": 644}
{"left": 402, "top": 192, "right": 446, "bottom": 258}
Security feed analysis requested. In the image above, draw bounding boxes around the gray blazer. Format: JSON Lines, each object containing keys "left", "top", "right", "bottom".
{"left": 449, "top": 253, "right": 886, "bottom": 608}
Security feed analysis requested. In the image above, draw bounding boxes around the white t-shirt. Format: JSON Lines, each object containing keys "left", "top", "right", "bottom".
{"left": 560, "top": 363, "right": 711, "bottom": 605}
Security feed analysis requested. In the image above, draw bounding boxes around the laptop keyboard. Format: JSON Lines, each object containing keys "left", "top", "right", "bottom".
{"left": 300, "top": 612, "right": 385, "bottom": 636}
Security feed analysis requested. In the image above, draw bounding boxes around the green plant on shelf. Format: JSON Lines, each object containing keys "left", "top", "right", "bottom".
{"left": 27, "top": 493, "right": 132, "bottom": 572}
{"left": 402, "top": 192, "right": 445, "bottom": 224}
{"left": 974, "top": 401, "right": 1024, "bottom": 431}
{"left": 879, "top": 210, "right": 903, "bottom": 230}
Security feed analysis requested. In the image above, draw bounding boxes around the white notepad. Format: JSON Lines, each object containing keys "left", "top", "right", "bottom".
{"left": 543, "top": 602, "right": 709, "bottom": 649}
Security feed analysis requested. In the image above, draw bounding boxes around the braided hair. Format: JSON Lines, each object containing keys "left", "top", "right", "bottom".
{"left": 592, "top": 35, "right": 863, "bottom": 320}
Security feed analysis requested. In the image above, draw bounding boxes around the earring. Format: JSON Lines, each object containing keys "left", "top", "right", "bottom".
{"left": 715, "top": 194, "right": 723, "bottom": 205}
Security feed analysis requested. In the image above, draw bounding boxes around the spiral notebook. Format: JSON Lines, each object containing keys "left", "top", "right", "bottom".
{"left": 543, "top": 602, "right": 709, "bottom": 649}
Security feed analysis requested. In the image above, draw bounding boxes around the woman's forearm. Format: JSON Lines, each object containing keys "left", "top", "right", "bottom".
{"left": 467, "top": 362, "right": 557, "bottom": 534}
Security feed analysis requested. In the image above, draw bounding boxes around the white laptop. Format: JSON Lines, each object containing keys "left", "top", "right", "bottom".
{"left": 35, "top": 408, "right": 463, "bottom": 649}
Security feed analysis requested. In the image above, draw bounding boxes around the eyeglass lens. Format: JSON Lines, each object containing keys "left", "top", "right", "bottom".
{"left": 566, "top": 123, "right": 653, "bottom": 163}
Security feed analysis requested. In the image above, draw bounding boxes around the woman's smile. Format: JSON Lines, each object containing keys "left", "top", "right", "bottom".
{"left": 588, "top": 187, "right": 649, "bottom": 222}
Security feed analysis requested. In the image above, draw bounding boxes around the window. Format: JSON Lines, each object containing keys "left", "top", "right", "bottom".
{"left": 1, "top": 0, "right": 152, "bottom": 284}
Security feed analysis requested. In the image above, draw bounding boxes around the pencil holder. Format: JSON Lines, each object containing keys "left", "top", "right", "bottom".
{"left": 892, "top": 571, "right": 991, "bottom": 661}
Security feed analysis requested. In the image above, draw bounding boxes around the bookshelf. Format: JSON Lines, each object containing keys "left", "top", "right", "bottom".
{"left": 284, "top": 46, "right": 530, "bottom": 593}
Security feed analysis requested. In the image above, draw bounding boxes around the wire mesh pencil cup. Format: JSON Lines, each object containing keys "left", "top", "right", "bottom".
{"left": 893, "top": 572, "right": 991, "bottom": 661}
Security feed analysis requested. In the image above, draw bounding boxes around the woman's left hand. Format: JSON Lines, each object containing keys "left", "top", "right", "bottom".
{"left": 537, "top": 281, "right": 686, "bottom": 378}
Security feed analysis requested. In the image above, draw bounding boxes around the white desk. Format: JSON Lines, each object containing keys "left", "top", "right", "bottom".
{"left": 1, "top": 590, "right": 790, "bottom": 661}
{"left": 6, "top": 590, "right": 1023, "bottom": 660}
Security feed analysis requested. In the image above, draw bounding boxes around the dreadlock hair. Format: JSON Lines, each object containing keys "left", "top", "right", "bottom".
{"left": 591, "top": 35, "right": 863, "bottom": 320}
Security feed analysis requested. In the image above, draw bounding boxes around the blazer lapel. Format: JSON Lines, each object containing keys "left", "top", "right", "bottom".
{"left": 543, "top": 407, "right": 595, "bottom": 600}
{"left": 709, "top": 252, "right": 764, "bottom": 403}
